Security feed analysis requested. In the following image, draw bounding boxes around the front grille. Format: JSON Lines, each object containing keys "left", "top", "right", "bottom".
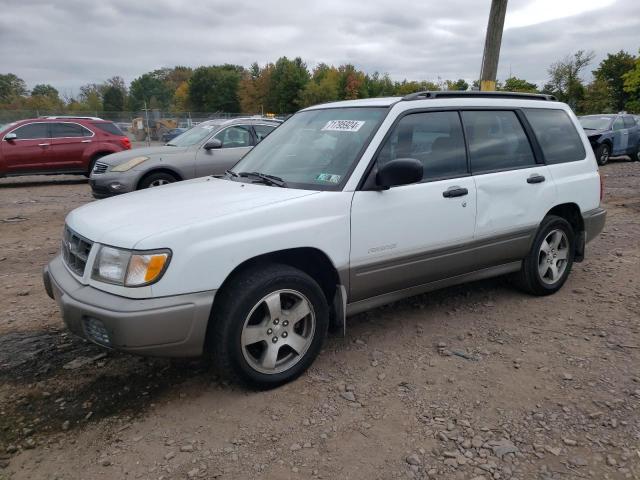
{"left": 62, "top": 226, "right": 93, "bottom": 277}
{"left": 92, "top": 162, "right": 109, "bottom": 174}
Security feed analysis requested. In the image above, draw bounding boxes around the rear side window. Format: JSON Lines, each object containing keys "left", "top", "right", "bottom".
{"left": 10, "top": 122, "right": 50, "bottom": 139}
{"left": 51, "top": 122, "right": 92, "bottom": 138}
{"left": 524, "top": 108, "right": 586, "bottom": 164}
{"left": 623, "top": 116, "right": 636, "bottom": 128}
{"left": 462, "top": 111, "right": 535, "bottom": 173}
{"left": 91, "top": 122, "right": 124, "bottom": 136}
{"left": 377, "top": 111, "right": 467, "bottom": 181}
{"left": 254, "top": 124, "right": 277, "bottom": 142}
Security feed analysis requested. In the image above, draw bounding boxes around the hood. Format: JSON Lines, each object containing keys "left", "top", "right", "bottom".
{"left": 66, "top": 178, "right": 319, "bottom": 248}
{"left": 100, "top": 145, "right": 190, "bottom": 165}
{"left": 584, "top": 128, "right": 609, "bottom": 139}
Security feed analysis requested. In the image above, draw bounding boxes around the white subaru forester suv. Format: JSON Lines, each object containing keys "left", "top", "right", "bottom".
{"left": 44, "top": 91, "right": 606, "bottom": 388}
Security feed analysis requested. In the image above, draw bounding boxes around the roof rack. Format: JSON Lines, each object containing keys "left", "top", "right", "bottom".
{"left": 42, "top": 115, "right": 104, "bottom": 120}
{"left": 401, "top": 91, "right": 557, "bottom": 102}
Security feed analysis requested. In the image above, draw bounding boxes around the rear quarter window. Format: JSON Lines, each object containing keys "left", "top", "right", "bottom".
{"left": 524, "top": 109, "right": 586, "bottom": 164}
{"left": 91, "top": 122, "right": 124, "bottom": 136}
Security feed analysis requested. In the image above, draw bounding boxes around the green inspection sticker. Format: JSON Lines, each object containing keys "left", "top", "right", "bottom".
{"left": 316, "top": 173, "right": 341, "bottom": 183}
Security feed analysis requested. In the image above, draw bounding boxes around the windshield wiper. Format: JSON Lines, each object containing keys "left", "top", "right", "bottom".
{"left": 238, "top": 171, "right": 287, "bottom": 187}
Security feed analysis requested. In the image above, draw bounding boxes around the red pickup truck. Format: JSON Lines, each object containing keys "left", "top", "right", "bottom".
{"left": 0, "top": 116, "right": 131, "bottom": 178}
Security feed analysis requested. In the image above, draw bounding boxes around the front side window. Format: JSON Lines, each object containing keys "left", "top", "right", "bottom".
{"left": 462, "top": 110, "right": 535, "bottom": 173}
{"left": 10, "top": 122, "right": 50, "bottom": 140}
{"left": 376, "top": 111, "right": 467, "bottom": 181}
{"left": 51, "top": 122, "right": 92, "bottom": 138}
{"left": 230, "top": 107, "right": 387, "bottom": 190}
{"left": 254, "top": 124, "right": 277, "bottom": 142}
{"left": 214, "top": 125, "right": 252, "bottom": 148}
{"left": 166, "top": 122, "right": 224, "bottom": 147}
{"left": 524, "top": 108, "right": 586, "bottom": 164}
{"left": 612, "top": 117, "right": 625, "bottom": 130}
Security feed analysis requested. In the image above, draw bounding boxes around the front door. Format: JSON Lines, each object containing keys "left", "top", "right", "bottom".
{"left": 612, "top": 116, "right": 628, "bottom": 155}
{"left": 350, "top": 111, "right": 477, "bottom": 302}
{"left": 2, "top": 122, "right": 52, "bottom": 173}
{"left": 195, "top": 125, "right": 254, "bottom": 177}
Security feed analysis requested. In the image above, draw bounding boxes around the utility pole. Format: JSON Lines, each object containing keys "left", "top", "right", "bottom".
{"left": 479, "top": 0, "right": 508, "bottom": 91}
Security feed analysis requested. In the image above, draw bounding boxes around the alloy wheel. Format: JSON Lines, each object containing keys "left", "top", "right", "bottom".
{"left": 538, "top": 229, "right": 569, "bottom": 285}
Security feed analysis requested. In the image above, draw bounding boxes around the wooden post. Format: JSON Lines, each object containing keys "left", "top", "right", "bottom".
{"left": 480, "top": 0, "right": 508, "bottom": 91}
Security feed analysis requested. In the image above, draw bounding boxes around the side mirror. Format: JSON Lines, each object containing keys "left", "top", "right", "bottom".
{"left": 376, "top": 158, "right": 423, "bottom": 189}
{"left": 203, "top": 138, "right": 222, "bottom": 150}
{"left": 4, "top": 133, "right": 17, "bottom": 141}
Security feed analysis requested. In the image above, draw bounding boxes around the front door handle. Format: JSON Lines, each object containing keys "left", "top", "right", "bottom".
{"left": 442, "top": 186, "right": 468, "bottom": 198}
{"left": 38, "top": 143, "right": 50, "bottom": 147}
{"left": 527, "top": 174, "right": 546, "bottom": 184}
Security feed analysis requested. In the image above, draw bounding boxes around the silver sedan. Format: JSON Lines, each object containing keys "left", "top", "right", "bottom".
{"left": 89, "top": 117, "right": 280, "bottom": 198}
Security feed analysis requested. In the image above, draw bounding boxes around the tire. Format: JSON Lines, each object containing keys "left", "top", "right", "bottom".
{"left": 516, "top": 215, "right": 575, "bottom": 296}
{"left": 138, "top": 171, "right": 178, "bottom": 189}
{"left": 209, "top": 263, "right": 329, "bottom": 389}
{"left": 596, "top": 143, "right": 610, "bottom": 166}
{"left": 85, "top": 153, "right": 108, "bottom": 177}
{"left": 633, "top": 144, "right": 640, "bottom": 162}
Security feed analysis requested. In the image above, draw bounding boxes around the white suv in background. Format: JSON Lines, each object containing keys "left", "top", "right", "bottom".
{"left": 44, "top": 92, "right": 606, "bottom": 388}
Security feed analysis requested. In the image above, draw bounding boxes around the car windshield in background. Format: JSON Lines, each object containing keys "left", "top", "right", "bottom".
{"left": 167, "top": 124, "right": 219, "bottom": 146}
{"left": 579, "top": 116, "right": 613, "bottom": 130}
{"left": 229, "top": 107, "right": 387, "bottom": 190}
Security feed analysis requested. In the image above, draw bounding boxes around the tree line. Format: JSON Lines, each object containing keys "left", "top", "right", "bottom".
{"left": 1, "top": 49, "right": 639, "bottom": 115}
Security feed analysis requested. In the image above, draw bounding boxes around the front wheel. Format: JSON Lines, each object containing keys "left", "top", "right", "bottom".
{"left": 516, "top": 215, "right": 575, "bottom": 296}
{"left": 633, "top": 144, "right": 640, "bottom": 162}
{"left": 209, "top": 264, "right": 329, "bottom": 389}
{"left": 138, "top": 171, "right": 178, "bottom": 189}
{"left": 596, "top": 143, "right": 610, "bottom": 166}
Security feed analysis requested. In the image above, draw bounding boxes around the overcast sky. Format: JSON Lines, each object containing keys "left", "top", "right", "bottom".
{"left": 1, "top": 0, "right": 638, "bottom": 95}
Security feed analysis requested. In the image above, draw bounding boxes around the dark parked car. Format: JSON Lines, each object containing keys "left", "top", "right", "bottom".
{"left": 0, "top": 116, "right": 131, "bottom": 177}
{"left": 579, "top": 114, "right": 640, "bottom": 165}
{"left": 162, "top": 127, "right": 187, "bottom": 143}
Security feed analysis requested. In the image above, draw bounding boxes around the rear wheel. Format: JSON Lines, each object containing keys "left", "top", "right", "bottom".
{"left": 209, "top": 264, "right": 329, "bottom": 389}
{"left": 138, "top": 171, "right": 178, "bottom": 189}
{"left": 516, "top": 215, "right": 575, "bottom": 296}
{"left": 633, "top": 144, "right": 640, "bottom": 162}
{"left": 596, "top": 143, "right": 610, "bottom": 166}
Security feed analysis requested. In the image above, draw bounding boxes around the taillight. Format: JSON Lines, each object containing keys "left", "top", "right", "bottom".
{"left": 120, "top": 137, "right": 131, "bottom": 150}
{"left": 599, "top": 172, "right": 604, "bottom": 202}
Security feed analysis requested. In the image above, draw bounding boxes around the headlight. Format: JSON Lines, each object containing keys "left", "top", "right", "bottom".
{"left": 111, "top": 156, "right": 149, "bottom": 172}
{"left": 92, "top": 245, "right": 171, "bottom": 287}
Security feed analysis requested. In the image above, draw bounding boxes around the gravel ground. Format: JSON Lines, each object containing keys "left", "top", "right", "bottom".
{"left": 0, "top": 158, "right": 639, "bottom": 480}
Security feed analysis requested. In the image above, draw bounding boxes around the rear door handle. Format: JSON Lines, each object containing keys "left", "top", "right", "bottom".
{"left": 81, "top": 140, "right": 91, "bottom": 143}
{"left": 527, "top": 174, "right": 546, "bottom": 184}
{"left": 38, "top": 143, "right": 50, "bottom": 147}
{"left": 442, "top": 186, "right": 468, "bottom": 198}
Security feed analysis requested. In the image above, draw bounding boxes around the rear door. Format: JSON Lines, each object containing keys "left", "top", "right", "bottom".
{"left": 462, "top": 109, "right": 556, "bottom": 260}
{"left": 195, "top": 124, "right": 254, "bottom": 177}
{"left": 1, "top": 122, "right": 52, "bottom": 173}
{"left": 611, "top": 116, "right": 628, "bottom": 155}
{"left": 50, "top": 122, "right": 94, "bottom": 171}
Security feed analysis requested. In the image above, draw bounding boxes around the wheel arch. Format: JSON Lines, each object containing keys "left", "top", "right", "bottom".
{"left": 137, "top": 168, "right": 183, "bottom": 189}
{"left": 207, "top": 247, "right": 344, "bottom": 347}
{"left": 545, "top": 202, "right": 585, "bottom": 261}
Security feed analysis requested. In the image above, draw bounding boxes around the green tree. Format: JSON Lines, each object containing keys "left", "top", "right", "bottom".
{"left": 445, "top": 79, "right": 469, "bottom": 91}
{"left": 543, "top": 50, "right": 595, "bottom": 111}
{"left": 580, "top": 78, "right": 614, "bottom": 114}
{"left": 102, "top": 85, "right": 125, "bottom": 112}
{"left": 0, "top": 73, "right": 28, "bottom": 103}
{"left": 78, "top": 83, "right": 104, "bottom": 112}
{"left": 31, "top": 84, "right": 59, "bottom": 98}
{"left": 266, "top": 57, "right": 310, "bottom": 113}
{"left": 593, "top": 50, "right": 636, "bottom": 112}
{"left": 501, "top": 76, "right": 538, "bottom": 93}
{"left": 129, "top": 71, "right": 173, "bottom": 111}
{"left": 622, "top": 51, "right": 640, "bottom": 113}
{"left": 299, "top": 64, "right": 341, "bottom": 107}
{"left": 364, "top": 72, "right": 395, "bottom": 98}
{"left": 188, "top": 64, "right": 244, "bottom": 112}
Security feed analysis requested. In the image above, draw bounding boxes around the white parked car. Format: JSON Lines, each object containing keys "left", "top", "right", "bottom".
{"left": 44, "top": 92, "right": 606, "bottom": 388}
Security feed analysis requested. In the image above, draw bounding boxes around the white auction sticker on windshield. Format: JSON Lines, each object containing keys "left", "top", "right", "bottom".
{"left": 321, "top": 120, "right": 365, "bottom": 132}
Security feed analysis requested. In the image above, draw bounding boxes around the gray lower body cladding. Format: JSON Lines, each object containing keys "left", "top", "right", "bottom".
{"left": 44, "top": 256, "right": 215, "bottom": 357}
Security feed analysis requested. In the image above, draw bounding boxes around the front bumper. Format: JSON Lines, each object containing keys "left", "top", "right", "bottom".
{"left": 583, "top": 207, "right": 606, "bottom": 243}
{"left": 44, "top": 255, "right": 215, "bottom": 357}
{"left": 89, "top": 172, "right": 139, "bottom": 199}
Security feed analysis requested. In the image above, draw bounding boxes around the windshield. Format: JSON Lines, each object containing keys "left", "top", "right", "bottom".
{"left": 229, "top": 107, "right": 387, "bottom": 190}
{"left": 167, "top": 123, "right": 221, "bottom": 146}
{"left": 579, "top": 116, "right": 613, "bottom": 130}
